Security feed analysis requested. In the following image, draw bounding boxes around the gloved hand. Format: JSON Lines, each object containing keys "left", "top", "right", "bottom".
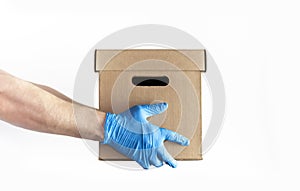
{"left": 101, "top": 102, "right": 190, "bottom": 169}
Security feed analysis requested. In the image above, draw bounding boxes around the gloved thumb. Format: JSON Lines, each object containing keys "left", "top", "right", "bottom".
{"left": 142, "top": 102, "right": 168, "bottom": 117}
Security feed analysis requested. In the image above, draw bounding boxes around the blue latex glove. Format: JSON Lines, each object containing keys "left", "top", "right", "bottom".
{"left": 101, "top": 102, "right": 190, "bottom": 169}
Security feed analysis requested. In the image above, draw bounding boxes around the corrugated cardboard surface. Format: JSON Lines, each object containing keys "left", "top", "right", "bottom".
{"left": 96, "top": 49, "right": 205, "bottom": 160}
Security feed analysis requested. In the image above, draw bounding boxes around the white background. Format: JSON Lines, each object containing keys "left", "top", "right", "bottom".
{"left": 0, "top": 0, "right": 299, "bottom": 190}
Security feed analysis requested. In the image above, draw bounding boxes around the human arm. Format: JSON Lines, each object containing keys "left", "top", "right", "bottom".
{"left": 0, "top": 69, "right": 190, "bottom": 169}
{"left": 0, "top": 69, "right": 105, "bottom": 141}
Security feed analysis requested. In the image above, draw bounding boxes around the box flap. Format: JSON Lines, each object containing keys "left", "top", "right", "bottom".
{"left": 95, "top": 49, "right": 206, "bottom": 72}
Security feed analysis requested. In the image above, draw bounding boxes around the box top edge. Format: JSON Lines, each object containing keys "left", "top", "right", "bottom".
{"left": 95, "top": 49, "right": 207, "bottom": 72}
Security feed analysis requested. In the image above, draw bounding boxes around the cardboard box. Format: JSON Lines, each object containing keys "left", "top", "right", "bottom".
{"left": 95, "top": 49, "right": 206, "bottom": 160}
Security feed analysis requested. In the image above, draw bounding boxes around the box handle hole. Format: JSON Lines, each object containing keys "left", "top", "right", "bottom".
{"left": 132, "top": 76, "right": 169, "bottom": 86}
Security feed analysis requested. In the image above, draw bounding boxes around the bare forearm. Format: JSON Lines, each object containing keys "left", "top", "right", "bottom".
{"left": 0, "top": 70, "right": 105, "bottom": 141}
{"left": 32, "top": 83, "right": 73, "bottom": 103}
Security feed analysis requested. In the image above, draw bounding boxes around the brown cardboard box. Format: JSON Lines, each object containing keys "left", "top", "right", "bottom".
{"left": 95, "top": 49, "right": 206, "bottom": 160}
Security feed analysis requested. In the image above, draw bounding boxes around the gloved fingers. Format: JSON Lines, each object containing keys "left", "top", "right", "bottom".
{"left": 136, "top": 160, "right": 150, "bottom": 170}
{"left": 149, "top": 156, "right": 164, "bottom": 168}
{"left": 160, "top": 128, "right": 190, "bottom": 146}
{"left": 142, "top": 102, "right": 168, "bottom": 117}
{"left": 157, "top": 147, "right": 178, "bottom": 168}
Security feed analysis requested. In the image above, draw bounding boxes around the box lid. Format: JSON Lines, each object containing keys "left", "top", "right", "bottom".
{"left": 95, "top": 49, "right": 206, "bottom": 72}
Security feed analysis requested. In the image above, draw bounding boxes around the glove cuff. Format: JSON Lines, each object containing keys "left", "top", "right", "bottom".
{"left": 100, "top": 112, "right": 114, "bottom": 144}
